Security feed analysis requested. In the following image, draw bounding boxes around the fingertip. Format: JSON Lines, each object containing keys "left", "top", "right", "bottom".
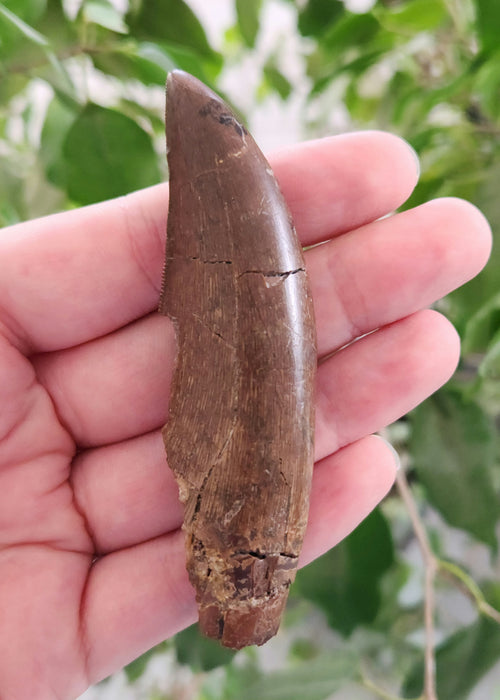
{"left": 270, "top": 130, "right": 421, "bottom": 244}
{"left": 344, "top": 130, "right": 421, "bottom": 207}
{"left": 372, "top": 433, "right": 401, "bottom": 473}
{"left": 426, "top": 196, "right": 493, "bottom": 273}
{"left": 397, "top": 136, "right": 421, "bottom": 180}
{"left": 416, "top": 308, "right": 461, "bottom": 382}
{"left": 364, "top": 433, "right": 399, "bottom": 491}
{"left": 364, "top": 130, "right": 420, "bottom": 195}
{"left": 301, "top": 435, "right": 398, "bottom": 567}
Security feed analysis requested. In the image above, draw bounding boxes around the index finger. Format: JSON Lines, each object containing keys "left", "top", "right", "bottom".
{"left": 0, "top": 132, "right": 418, "bottom": 353}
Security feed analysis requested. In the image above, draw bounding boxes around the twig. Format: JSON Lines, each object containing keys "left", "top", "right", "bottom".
{"left": 385, "top": 434, "right": 500, "bottom": 700}
{"left": 479, "top": 601, "right": 500, "bottom": 625}
{"left": 8, "top": 43, "right": 113, "bottom": 76}
{"left": 395, "top": 467, "right": 438, "bottom": 700}
{"left": 361, "top": 670, "right": 415, "bottom": 700}
{"left": 439, "top": 560, "right": 500, "bottom": 626}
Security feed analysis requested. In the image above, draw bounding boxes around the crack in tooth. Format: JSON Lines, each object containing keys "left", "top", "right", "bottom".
{"left": 233, "top": 550, "right": 298, "bottom": 560}
{"left": 238, "top": 267, "right": 305, "bottom": 279}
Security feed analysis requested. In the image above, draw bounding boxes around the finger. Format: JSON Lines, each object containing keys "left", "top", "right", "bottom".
{"left": 0, "top": 132, "right": 418, "bottom": 353}
{"left": 0, "top": 545, "right": 91, "bottom": 699}
{"left": 0, "top": 335, "right": 79, "bottom": 550}
{"left": 83, "top": 529, "right": 194, "bottom": 685}
{"left": 314, "top": 309, "right": 459, "bottom": 458}
{"left": 34, "top": 313, "right": 176, "bottom": 447}
{"left": 72, "top": 309, "right": 456, "bottom": 555}
{"left": 0, "top": 334, "right": 36, "bottom": 448}
{"left": 83, "top": 434, "right": 398, "bottom": 684}
{"left": 299, "top": 435, "right": 398, "bottom": 567}
{"left": 309, "top": 196, "right": 491, "bottom": 355}
{"left": 34, "top": 313, "right": 170, "bottom": 446}
{"left": 72, "top": 430, "right": 184, "bottom": 554}
{"left": 270, "top": 130, "right": 418, "bottom": 243}
{"left": 34, "top": 197, "right": 487, "bottom": 447}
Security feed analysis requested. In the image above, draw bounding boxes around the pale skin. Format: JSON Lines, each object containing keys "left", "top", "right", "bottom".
{"left": 0, "top": 131, "right": 492, "bottom": 699}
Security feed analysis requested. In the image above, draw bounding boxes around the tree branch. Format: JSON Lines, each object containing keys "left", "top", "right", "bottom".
{"left": 388, "top": 438, "right": 500, "bottom": 700}
{"left": 395, "top": 467, "right": 438, "bottom": 700}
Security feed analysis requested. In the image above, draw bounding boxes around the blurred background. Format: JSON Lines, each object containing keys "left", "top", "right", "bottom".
{"left": 1, "top": 0, "right": 499, "bottom": 698}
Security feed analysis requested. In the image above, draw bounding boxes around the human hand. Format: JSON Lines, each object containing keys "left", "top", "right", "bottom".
{"left": 0, "top": 132, "right": 491, "bottom": 699}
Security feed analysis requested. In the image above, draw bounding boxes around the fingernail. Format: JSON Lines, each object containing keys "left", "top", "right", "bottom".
{"left": 375, "top": 434, "right": 401, "bottom": 471}
{"left": 395, "top": 135, "right": 420, "bottom": 179}
{"left": 406, "top": 140, "right": 420, "bottom": 179}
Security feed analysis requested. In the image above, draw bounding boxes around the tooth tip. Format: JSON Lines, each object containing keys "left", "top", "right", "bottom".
{"left": 167, "top": 70, "right": 209, "bottom": 97}
{"left": 166, "top": 70, "right": 225, "bottom": 133}
{"left": 167, "top": 68, "right": 188, "bottom": 83}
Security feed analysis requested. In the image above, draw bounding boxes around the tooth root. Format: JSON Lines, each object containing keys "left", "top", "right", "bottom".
{"left": 160, "top": 70, "right": 317, "bottom": 649}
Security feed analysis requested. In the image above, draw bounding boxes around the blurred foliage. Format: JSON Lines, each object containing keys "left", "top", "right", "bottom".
{"left": 294, "top": 508, "right": 395, "bottom": 636}
{"left": 1, "top": 0, "right": 500, "bottom": 698}
{"left": 411, "top": 389, "right": 499, "bottom": 549}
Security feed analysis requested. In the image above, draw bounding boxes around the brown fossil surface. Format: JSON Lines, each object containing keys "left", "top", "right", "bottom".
{"left": 159, "top": 70, "right": 316, "bottom": 649}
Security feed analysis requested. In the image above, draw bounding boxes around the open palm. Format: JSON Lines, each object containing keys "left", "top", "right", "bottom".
{"left": 0, "top": 132, "right": 491, "bottom": 699}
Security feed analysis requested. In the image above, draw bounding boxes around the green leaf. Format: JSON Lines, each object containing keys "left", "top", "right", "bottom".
{"left": 263, "top": 61, "right": 292, "bottom": 100}
{"left": 40, "top": 94, "right": 78, "bottom": 188}
{"left": 375, "top": 0, "right": 447, "bottom": 34}
{"left": 0, "top": 1, "right": 76, "bottom": 98}
{"left": 0, "top": 72, "right": 31, "bottom": 103}
{"left": 476, "top": 0, "right": 500, "bottom": 53}
{"left": 2, "top": 0, "right": 46, "bottom": 24}
{"left": 298, "top": 0, "right": 344, "bottom": 38}
{"left": 307, "top": 12, "right": 390, "bottom": 85}
{"left": 0, "top": 200, "right": 21, "bottom": 226}
{"left": 0, "top": 1, "right": 49, "bottom": 46}
{"left": 345, "top": 77, "right": 379, "bottom": 122}
{"left": 473, "top": 50, "right": 500, "bottom": 120}
{"left": 36, "top": 0, "right": 78, "bottom": 52}
{"left": 174, "top": 624, "right": 236, "bottom": 672}
{"left": 160, "top": 41, "right": 221, "bottom": 83}
{"left": 235, "top": 651, "right": 359, "bottom": 700}
{"left": 133, "top": 41, "right": 176, "bottom": 79}
{"left": 305, "top": 12, "right": 389, "bottom": 91}
{"left": 127, "top": 0, "right": 215, "bottom": 59}
{"left": 403, "top": 617, "right": 500, "bottom": 699}
{"left": 322, "top": 11, "right": 381, "bottom": 52}
{"left": 118, "top": 98, "right": 165, "bottom": 136}
{"left": 0, "top": 158, "right": 25, "bottom": 223}
{"left": 83, "top": 0, "right": 128, "bottom": 34}
{"left": 445, "top": 158, "right": 500, "bottom": 329}
{"left": 483, "top": 580, "right": 500, "bottom": 610}
{"left": 213, "top": 660, "right": 260, "bottom": 700}
{"left": 62, "top": 103, "right": 161, "bottom": 204}
{"left": 235, "top": 0, "right": 261, "bottom": 48}
{"left": 295, "top": 508, "right": 394, "bottom": 636}
{"left": 410, "top": 390, "right": 499, "bottom": 549}
{"left": 124, "top": 641, "right": 168, "bottom": 682}
{"left": 92, "top": 41, "right": 175, "bottom": 86}
{"left": 463, "top": 291, "right": 500, "bottom": 354}
{"left": 479, "top": 331, "right": 500, "bottom": 381}
{"left": 289, "top": 638, "right": 320, "bottom": 661}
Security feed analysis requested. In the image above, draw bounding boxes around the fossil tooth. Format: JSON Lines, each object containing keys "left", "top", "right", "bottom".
{"left": 159, "top": 70, "right": 316, "bottom": 649}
